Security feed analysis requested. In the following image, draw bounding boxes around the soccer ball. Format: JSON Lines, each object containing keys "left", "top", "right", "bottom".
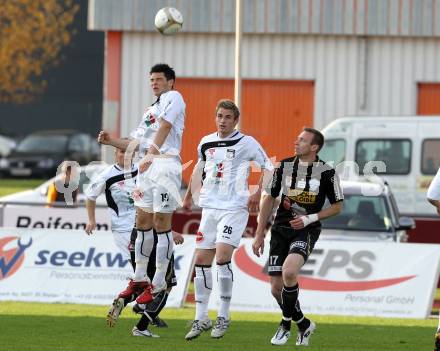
{"left": 154, "top": 7, "right": 183, "bottom": 35}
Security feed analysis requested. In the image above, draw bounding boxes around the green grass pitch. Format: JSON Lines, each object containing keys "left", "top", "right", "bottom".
{"left": 0, "top": 302, "right": 437, "bottom": 350}
{"left": 0, "top": 180, "right": 438, "bottom": 349}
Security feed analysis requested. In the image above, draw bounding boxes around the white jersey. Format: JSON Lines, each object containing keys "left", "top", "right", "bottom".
{"left": 427, "top": 167, "right": 440, "bottom": 200}
{"left": 196, "top": 131, "right": 273, "bottom": 210}
{"left": 131, "top": 90, "right": 185, "bottom": 157}
{"left": 85, "top": 164, "right": 137, "bottom": 232}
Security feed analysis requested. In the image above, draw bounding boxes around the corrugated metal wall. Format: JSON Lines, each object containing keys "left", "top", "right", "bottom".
{"left": 90, "top": 0, "right": 440, "bottom": 37}
{"left": 120, "top": 32, "right": 440, "bottom": 135}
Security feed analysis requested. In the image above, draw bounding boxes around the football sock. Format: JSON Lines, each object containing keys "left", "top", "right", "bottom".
{"left": 194, "top": 265, "right": 212, "bottom": 321}
{"left": 281, "top": 283, "right": 299, "bottom": 330}
{"left": 217, "top": 261, "right": 233, "bottom": 320}
{"left": 136, "top": 315, "right": 150, "bottom": 331}
{"left": 136, "top": 291, "right": 169, "bottom": 331}
{"left": 129, "top": 228, "right": 137, "bottom": 272}
{"left": 134, "top": 228, "right": 154, "bottom": 282}
{"left": 293, "top": 299, "right": 310, "bottom": 330}
{"left": 129, "top": 252, "right": 136, "bottom": 272}
{"left": 281, "top": 316, "right": 292, "bottom": 331}
{"left": 152, "top": 230, "right": 173, "bottom": 288}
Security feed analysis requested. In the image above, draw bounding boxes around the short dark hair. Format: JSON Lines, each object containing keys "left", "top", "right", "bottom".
{"left": 150, "top": 63, "right": 176, "bottom": 81}
{"left": 303, "top": 127, "right": 324, "bottom": 152}
{"left": 216, "top": 99, "right": 240, "bottom": 119}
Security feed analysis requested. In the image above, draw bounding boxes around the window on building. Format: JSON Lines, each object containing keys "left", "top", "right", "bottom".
{"left": 421, "top": 139, "right": 440, "bottom": 175}
{"left": 356, "top": 139, "right": 411, "bottom": 175}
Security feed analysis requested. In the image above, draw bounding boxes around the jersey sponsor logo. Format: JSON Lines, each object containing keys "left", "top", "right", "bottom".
{"left": 234, "top": 245, "right": 416, "bottom": 291}
{"left": 226, "top": 149, "right": 236, "bottom": 159}
{"left": 293, "top": 193, "right": 317, "bottom": 204}
{"left": 287, "top": 189, "right": 318, "bottom": 204}
{"left": 196, "top": 231, "right": 204, "bottom": 243}
{"left": 0, "top": 236, "right": 32, "bottom": 280}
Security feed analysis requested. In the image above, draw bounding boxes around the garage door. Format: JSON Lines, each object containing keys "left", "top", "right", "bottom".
{"left": 176, "top": 78, "right": 314, "bottom": 185}
{"left": 418, "top": 83, "right": 440, "bottom": 115}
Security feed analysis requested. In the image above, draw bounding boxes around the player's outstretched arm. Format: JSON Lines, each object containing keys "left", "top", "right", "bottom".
{"left": 182, "top": 181, "right": 193, "bottom": 212}
{"left": 85, "top": 199, "right": 97, "bottom": 235}
{"left": 182, "top": 160, "right": 204, "bottom": 212}
{"left": 248, "top": 168, "right": 274, "bottom": 213}
{"left": 98, "top": 131, "right": 135, "bottom": 151}
{"left": 252, "top": 194, "right": 276, "bottom": 257}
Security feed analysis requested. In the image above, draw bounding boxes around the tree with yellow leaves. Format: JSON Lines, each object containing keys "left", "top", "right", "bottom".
{"left": 0, "top": 0, "right": 79, "bottom": 103}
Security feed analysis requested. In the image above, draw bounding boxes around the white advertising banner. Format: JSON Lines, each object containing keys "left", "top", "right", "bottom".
{"left": 0, "top": 228, "right": 195, "bottom": 307}
{"left": 3, "top": 205, "right": 111, "bottom": 231}
{"left": 208, "top": 238, "right": 440, "bottom": 318}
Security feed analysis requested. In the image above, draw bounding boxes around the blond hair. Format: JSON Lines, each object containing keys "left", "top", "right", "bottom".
{"left": 216, "top": 99, "right": 240, "bottom": 119}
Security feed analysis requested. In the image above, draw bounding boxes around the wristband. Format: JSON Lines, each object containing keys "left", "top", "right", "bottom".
{"left": 301, "top": 213, "right": 319, "bottom": 227}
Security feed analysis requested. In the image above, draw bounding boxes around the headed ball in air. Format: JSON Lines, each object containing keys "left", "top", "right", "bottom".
{"left": 154, "top": 7, "right": 183, "bottom": 35}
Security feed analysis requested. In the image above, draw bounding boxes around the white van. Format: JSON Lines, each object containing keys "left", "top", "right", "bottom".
{"left": 320, "top": 116, "right": 440, "bottom": 216}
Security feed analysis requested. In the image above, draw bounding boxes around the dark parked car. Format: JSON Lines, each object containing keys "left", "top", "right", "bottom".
{"left": 321, "top": 180, "right": 415, "bottom": 242}
{"left": 0, "top": 130, "right": 101, "bottom": 178}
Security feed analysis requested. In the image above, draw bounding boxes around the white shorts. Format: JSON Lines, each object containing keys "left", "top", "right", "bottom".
{"left": 113, "top": 230, "right": 131, "bottom": 260}
{"left": 134, "top": 157, "right": 182, "bottom": 213}
{"left": 196, "top": 208, "right": 249, "bottom": 249}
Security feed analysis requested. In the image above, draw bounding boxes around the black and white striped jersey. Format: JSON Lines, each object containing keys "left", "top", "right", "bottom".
{"left": 270, "top": 156, "right": 344, "bottom": 227}
{"left": 85, "top": 164, "right": 138, "bottom": 232}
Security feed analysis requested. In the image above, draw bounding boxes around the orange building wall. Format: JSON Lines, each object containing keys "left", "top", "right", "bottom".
{"left": 176, "top": 78, "right": 314, "bottom": 185}
{"left": 418, "top": 83, "right": 440, "bottom": 115}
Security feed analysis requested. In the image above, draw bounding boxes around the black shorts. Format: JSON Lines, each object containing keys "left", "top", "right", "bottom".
{"left": 130, "top": 229, "right": 177, "bottom": 287}
{"left": 268, "top": 225, "right": 321, "bottom": 276}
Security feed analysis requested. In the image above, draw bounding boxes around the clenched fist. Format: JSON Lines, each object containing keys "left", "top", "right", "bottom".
{"left": 98, "top": 131, "right": 111, "bottom": 145}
